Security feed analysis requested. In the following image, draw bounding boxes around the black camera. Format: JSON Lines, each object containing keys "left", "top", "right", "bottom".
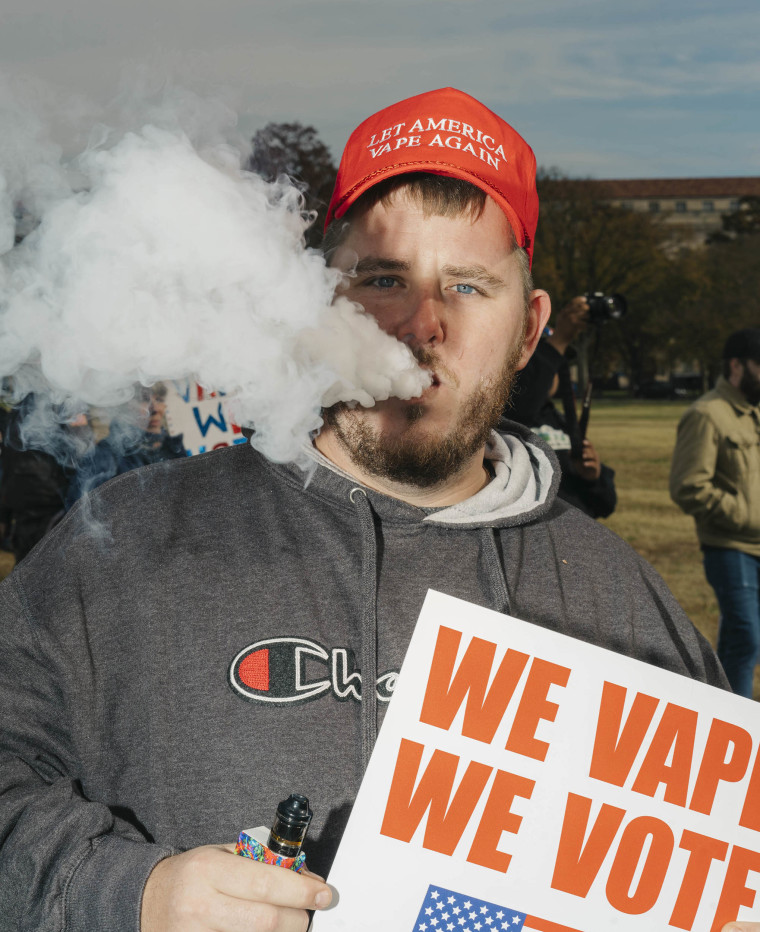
{"left": 583, "top": 292, "right": 627, "bottom": 324}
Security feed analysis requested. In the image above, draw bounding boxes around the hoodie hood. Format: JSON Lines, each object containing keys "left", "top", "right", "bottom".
{"left": 298, "top": 418, "right": 560, "bottom": 529}
{"left": 424, "top": 421, "right": 557, "bottom": 526}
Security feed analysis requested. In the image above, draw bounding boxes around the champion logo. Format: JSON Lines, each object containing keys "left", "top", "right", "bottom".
{"left": 229, "top": 636, "right": 398, "bottom": 705}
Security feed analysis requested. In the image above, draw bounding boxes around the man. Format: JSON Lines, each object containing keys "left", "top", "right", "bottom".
{"left": 508, "top": 295, "right": 617, "bottom": 518}
{"left": 0, "top": 397, "right": 88, "bottom": 563}
{"left": 671, "top": 328, "right": 760, "bottom": 699}
{"left": 65, "top": 383, "right": 186, "bottom": 508}
{"left": 0, "top": 88, "right": 744, "bottom": 932}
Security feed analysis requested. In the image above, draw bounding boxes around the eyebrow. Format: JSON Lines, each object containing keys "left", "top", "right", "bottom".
{"left": 353, "top": 256, "right": 411, "bottom": 276}
{"left": 351, "top": 257, "right": 506, "bottom": 291}
{"left": 441, "top": 265, "right": 507, "bottom": 290}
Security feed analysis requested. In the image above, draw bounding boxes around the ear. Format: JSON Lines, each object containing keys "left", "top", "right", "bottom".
{"left": 517, "top": 289, "right": 552, "bottom": 370}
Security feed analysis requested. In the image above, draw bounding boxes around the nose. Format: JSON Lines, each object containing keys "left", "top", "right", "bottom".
{"left": 397, "top": 294, "right": 444, "bottom": 348}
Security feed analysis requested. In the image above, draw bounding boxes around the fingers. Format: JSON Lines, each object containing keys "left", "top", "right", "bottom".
{"left": 560, "top": 296, "right": 589, "bottom": 321}
{"left": 581, "top": 439, "right": 599, "bottom": 461}
{"left": 571, "top": 441, "right": 601, "bottom": 481}
{"left": 197, "top": 846, "right": 332, "bottom": 911}
{"left": 141, "top": 844, "right": 332, "bottom": 932}
{"left": 721, "top": 924, "right": 760, "bottom": 932}
{"left": 201, "top": 896, "right": 311, "bottom": 932}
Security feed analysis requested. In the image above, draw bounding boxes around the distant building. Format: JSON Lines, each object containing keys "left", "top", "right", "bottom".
{"left": 583, "top": 177, "right": 760, "bottom": 247}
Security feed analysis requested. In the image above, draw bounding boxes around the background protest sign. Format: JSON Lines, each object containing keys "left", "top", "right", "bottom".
{"left": 314, "top": 590, "right": 760, "bottom": 932}
{"left": 165, "top": 379, "right": 247, "bottom": 456}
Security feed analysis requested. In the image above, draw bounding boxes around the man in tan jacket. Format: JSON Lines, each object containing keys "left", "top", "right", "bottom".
{"left": 671, "top": 328, "right": 760, "bottom": 697}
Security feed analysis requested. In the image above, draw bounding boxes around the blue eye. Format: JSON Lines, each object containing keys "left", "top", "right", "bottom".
{"left": 453, "top": 283, "right": 477, "bottom": 295}
{"left": 371, "top": 276, "right": 397, "bottom": 289}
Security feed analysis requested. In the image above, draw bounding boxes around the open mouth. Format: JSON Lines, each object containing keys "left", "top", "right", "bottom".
{"left": 405, "top": 371, "right": 440, "bottom": 404}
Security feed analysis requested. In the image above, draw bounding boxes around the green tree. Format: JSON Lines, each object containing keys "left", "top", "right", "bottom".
{"left": 247, "top": 122, "right": 337, "bottom": 249}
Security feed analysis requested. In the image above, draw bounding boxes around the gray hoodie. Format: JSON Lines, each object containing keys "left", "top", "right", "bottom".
{"left": 0, "top": 422, "right": 727, "bottom": 931}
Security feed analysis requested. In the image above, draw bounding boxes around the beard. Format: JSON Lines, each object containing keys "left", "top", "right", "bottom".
{"left": 739, "top": 366, "right": 760, "bottom": 406}
{"left": 322, "top": 337, "right": 526, "bottom": 488}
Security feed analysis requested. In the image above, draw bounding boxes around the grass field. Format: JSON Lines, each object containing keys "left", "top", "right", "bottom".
{"left": 592, "top": 399, "right": 718, "bottom": 640}
{"left": 1, "top": 400, "right": 754, "bottom": 696}
{"left": 0, "top": 550, "right": 13, "bottom": 580}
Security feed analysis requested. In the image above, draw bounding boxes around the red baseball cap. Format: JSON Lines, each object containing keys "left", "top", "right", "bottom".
{"left": 326, "top": 87, "right": 539, "bottom": 265}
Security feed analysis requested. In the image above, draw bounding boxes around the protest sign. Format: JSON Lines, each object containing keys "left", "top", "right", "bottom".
{"left": 314, "top": 590, "right": 760, "bottom": 932}
{"left": 164, "top": 379, "right": 246, "bottom": 456}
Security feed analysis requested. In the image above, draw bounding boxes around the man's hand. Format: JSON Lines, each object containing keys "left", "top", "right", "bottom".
{"left": 141, "top": 844, "right": 332, "bottom": 931}
{"left": 570, "top": 439, "right": 602, "bottom": 482}
{"left": 722, "top": 924, "right": 760, "bottom": 931}
{"left": 546, "top": 296, "right": 590, "bottom": 355}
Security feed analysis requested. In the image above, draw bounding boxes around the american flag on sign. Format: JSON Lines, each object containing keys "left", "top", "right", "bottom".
{"left": 412, "top": 885, "right": 526, "bottom": 932}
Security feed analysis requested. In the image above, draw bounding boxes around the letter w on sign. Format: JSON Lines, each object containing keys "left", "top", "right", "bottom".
{"left": 380, "top": 739, "right": 492, "bottom": 854}
{"left": 419, "top": 626, "right": 529, "bottom": 743}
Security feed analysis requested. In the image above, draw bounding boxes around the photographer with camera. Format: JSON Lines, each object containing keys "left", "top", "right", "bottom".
{"left": 507, "top": 295, "right": 617, "bottom": 519}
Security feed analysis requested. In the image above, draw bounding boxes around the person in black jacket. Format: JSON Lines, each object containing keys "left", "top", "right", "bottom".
{"left": 66, "top": 383, "right": 185, "bottom": 508}
{"left": 507, "top": 296, "right": 617, "bottom": 519}
{"left": 0, "top": 398, "right": 90, "bottom": 562}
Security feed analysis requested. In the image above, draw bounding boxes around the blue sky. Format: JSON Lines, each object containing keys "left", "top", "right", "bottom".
{"left": 1, "top": 0, "right": 758, "bottom": 178}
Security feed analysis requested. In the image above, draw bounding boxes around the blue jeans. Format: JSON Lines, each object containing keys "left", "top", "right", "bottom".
{"left": 703, "top": 546, "right": 760, "bottom": 698}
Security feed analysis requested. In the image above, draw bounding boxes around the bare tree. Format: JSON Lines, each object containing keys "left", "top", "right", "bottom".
{"left": 532, "top": 170, "right": 672, "bottom": 390}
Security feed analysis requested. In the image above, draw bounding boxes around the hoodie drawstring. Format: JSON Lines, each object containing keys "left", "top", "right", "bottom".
{"left": 349, "top": 493, "right": 512, "bottom": 772}
{"left": 479, "top": 527, "right": 512, "bottom": 615}
{"left": 350, "top": 488, "right": 379, "bottom": 773}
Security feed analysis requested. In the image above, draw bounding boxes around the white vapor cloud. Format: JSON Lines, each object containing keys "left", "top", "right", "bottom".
{"left": 0, "top": 77, "right": 430, "bottom": 467}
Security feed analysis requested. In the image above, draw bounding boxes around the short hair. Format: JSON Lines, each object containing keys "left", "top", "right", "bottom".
{"left": 151, "top": 382, "right": 168, "bottom": 403}
{"left": 722, "top": 328, "right": 760, "bottom": 377}
{"left": 322, "top": 173, "right": 534, "bottom": 307}
{"left": 138, "top": 382, "right": 168, "bottom": 404}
